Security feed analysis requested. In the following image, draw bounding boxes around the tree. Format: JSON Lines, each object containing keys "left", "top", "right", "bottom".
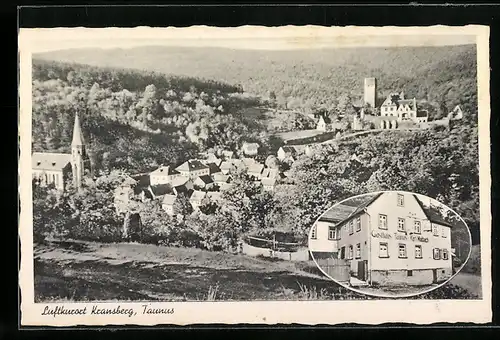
{"left": 173, "top": 194, "right": 193, "bottom": 216}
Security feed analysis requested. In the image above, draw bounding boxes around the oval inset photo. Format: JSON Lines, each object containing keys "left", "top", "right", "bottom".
{"left": 308, "top": 191, "right": 472, "bottom": 298}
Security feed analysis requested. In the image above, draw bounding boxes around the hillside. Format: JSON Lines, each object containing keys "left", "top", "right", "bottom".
{"left": 35, "top": 44, "right": 478, "bottom": 119}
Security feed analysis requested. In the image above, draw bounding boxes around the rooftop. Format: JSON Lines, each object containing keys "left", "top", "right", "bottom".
{"left": 151, "top": 166, "right": 179, "bottom": 176}
{"left": 32, "top": 152, "right": 71, "bottom": 171}
{"left": 176, "top": 159, "right": 209, "bottom": 172}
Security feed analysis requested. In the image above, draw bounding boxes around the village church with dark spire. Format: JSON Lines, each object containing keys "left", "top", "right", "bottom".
{"left": 32, "top": 112, "right": 89, "bottom": 191}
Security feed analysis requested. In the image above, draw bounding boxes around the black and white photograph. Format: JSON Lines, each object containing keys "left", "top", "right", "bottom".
{"left": 309, "top": 191, "right": 473, "bottom": 298}
{"left": 19, "top": 25, "right": 491, "bottom": 325}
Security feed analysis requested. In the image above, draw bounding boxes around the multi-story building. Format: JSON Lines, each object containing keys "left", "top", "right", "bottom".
{"left": 309, "top": 192, "right": 454, "bottom": 286}
{"left": 175, "top": 160, "right": 210, "bottom": 179}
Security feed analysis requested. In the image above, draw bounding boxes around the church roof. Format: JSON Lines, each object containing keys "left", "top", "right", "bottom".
{"left": 71, "top": 112, "right": 85, "bottom": 146}
{"left": 32, "top": 152, "right": 71, "bottom": 171}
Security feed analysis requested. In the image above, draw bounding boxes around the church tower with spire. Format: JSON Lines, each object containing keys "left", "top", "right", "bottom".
{"left": 71, "top": 112, "right": 86, "bottom": 190}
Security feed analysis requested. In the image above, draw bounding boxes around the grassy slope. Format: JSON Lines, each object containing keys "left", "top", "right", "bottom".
{"left": 34, "top": 240, "right": 481, "bottom": 302}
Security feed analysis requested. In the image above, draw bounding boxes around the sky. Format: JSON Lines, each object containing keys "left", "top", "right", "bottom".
{"left": 19, "top": 26, "right": 479, "bottom": 53}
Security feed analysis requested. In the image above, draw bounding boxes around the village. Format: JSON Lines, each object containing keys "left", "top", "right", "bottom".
{"left": 32, "top": 76, "right": 467, "bottom": 256}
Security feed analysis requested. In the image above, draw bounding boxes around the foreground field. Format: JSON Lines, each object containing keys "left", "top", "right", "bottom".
{"left": 34, "top": 240, "right": 480, "bottom": 302}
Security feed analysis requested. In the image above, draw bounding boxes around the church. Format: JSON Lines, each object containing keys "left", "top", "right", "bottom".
{"left": 32, "top": 113, "right": 88, "bottom": 191}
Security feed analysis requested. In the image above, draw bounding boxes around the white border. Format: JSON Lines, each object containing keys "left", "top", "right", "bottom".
{"left": 19, "top": 25, "right": 492, "bottom": 326}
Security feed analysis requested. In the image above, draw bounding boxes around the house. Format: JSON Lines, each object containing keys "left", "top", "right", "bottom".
{"left": 147, "top": 184, "right": 174, "bottom": 200}
{"left": 150, "top": 166, "right": 180, "bottom": 186}
{"left": 242, "top": 142, "right": 259, "bottom": 156}
{"left": 221, "top": 150, "right": 234, "bottom": 159}
{"left": 175, "top": 160, "right": 210, "bottom": 179}
{"left": 212, "top": 173, "right": 231, "bottom": 185}
{"left": 161, "top": 194, "right": 177, "bottom": 216}
{"left": 448, "top": 105, "right": 464, "bottom": 120}
{"left": 261, "top": 168, "right": 280, "bottom": 180}
{"left": 206, "top": 191, "right": 223, "bottom": 203}
{"left": 261, "top": 177, "right": 277, "bottom": 191}
{"left": 316, "top": 115, "right": 331, "bottom": 132}
{"left": 189, "top": 190, "right": 207, "bottom": 210}
{"left": 219, "top": 182, "right": 233, "bottom": 191}
{"left": 204, "top": 153, "right": 222, "bottom": 166}
{"left": 220, "top": 161, "right": 236, "bottom": 175}
{"left": 277, "top": 146, "right": 297, "bottom": 162}
{"left": 247, "top": 163, "right": 264, "bottom": 180}
{"left": 380, "top": 92, "right": 418, "bottom": 122}
{"left": 32, "top": 113, "right": 88, "bottom": 191}
{"left": 415, "top": 110, "right": 429, "bottom": 123}
{"left": 309, "top": 192, "right": 453, "bottom": 286}
{"left": 193, "top": 175, "right": 215, "bottom": 190}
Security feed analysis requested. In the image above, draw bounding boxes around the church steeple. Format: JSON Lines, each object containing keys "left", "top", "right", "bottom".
{"left": 71, "top": 112, "right": 85, "bottom": 190}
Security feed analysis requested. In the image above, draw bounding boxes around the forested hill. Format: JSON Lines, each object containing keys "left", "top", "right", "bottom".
{"left": 35, "top": 44, "right": 477, "bottom": 117}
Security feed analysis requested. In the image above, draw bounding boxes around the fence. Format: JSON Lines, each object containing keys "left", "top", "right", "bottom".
{"left": 242, "top": 236, "right": 309, "bottom": 262}
{"left": 314, "top": 257, "right": 350, "bottom": 283}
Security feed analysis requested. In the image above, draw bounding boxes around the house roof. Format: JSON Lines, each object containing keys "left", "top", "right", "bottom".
{"left": 162, "top": 194, "right": 177, "bottom": 206}
{"left": 196, "top": 175, "right": 214, "bottom": 185}
{"left": 220, "top": 161, "right": 235, "bottom": 171}
{"left": 261, "top": 168, "right": 279, "bottom": 179}
{"left": 248, "top": 163, "right": 264, "bottom": 174}
{"left": 207, "top": 162, "right": 221, "bottom": 174}
{"left": 206, "top": 191, "right": 222, "bottom": 201}
{"left": 150, "top": 165, "right": 179, "bottom": 176}
{"left": 280, "top": 146, "right": 297, "bottom": 155}
{"left": 175, "top": 159, "right": 209, "bottom": 172}
{"left": 212, "top": 173, "right": 230, "bottom": 183}
{"left": 318, "top": 115, "right": 332, "bottom": 124}
{"left": 413, "top": 195, "right": 455, "bottom": 228}
{"left": 71, "top": 112, "right": 85, "bottom": 146}
{"left": 190, "top": 190, "right": 207, "bottom": 201}
{"left": 261, "top": 177, "right": 277, "bottom": 186}
{"left": 219, "top": 183, "right": 233, "bottom": 191}
{"left": 32, "top": 152, "right": 72, "bottom": 171}
{"left": 242, "top": 157, "right": 257, "bottom": 167}
{"left": 318, "top": 193, "right": 383, "bottom": 224}
{"left": 149, "top": 184, "right": 174, "bottom": 197}
{"left": 170, "top": 176, "right": 189, "bottom": 187}
{"left": 416, "top": 110, "right": 428, "bottom": 117}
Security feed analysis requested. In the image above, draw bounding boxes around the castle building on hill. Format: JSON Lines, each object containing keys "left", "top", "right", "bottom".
{"left": 363, "top": 77, "right": 377, "bottom": 109}
{"left": 32, "top": 113, "right": 89, "bottom": 191}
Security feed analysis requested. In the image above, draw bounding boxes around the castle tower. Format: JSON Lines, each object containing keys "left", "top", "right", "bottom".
{"left": 364, "top": 77, "right": 377, "bottom": 108}
{"left": 71, "top": 112, "right": 85, "bottom": 190}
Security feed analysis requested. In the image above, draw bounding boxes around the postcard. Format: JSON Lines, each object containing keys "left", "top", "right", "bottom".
{"left": 19, "top": 24, "right": 491, "bottom": 326}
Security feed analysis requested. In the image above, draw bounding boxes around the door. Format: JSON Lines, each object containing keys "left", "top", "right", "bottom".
{"left": 432, "top": 269, "right": 438, "bottom": 283}
{"left": 340, "top": 246, "right": 345, "bottom": 260}
{"left": 357, "top": 261, "right": 367, "bottom": 281}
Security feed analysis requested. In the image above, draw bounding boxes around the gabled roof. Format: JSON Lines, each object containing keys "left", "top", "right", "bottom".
{"left": 149, "top": 184, "right": 175, "bottom": 197}
{"left": 207, "top": 162, "right": 221, "bottom": 174}
{"left": 190, "top": 190, "right": 207, "bottom": 201}
{"left": 248, "top": 163, "right": 264, "bottom": 174}
{"left": 261, "top": 177, "right": 277, "bottom": 186}
{"left": 32, "top": 152, "right": 71, "bottom": 171}
{"left": 150, "top": 166, "right": 179, "bottom": 176}
{"left": 170, "top": 176, "right": 189, "bottom": 187}
{"left": 413, "top": 195, "right": 455, "bottom": 228}
{"left": 196, "top": 175, "right": 214, "bottom": 185}
{"left": 319, "top": 193, "right": 383, "bottom": 224}
{"left": 212, "top": 173, "right": 230, "bottom": 183}
{"left": 175, "top": 159, "right": 209, "bottom": 172}
{"left": 162, "top": 194, "right": 177, "bottom": 206}
{"left": 280, "top": 146, "right": 297, "bottom": 155}
{"left": 220, "top": 161, "right": 235, "bottom": 171}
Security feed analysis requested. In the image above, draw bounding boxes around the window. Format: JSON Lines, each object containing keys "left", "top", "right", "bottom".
{"left": 433, "top": 248, "right": 441, "bottom": 260}
{"left": 398, "top": 244, "right": 407, "bottom": 258}
{"left": 348, "top": 245, "right": 353, "bottom": 260}
{"left": 310, "top": 225, "right": 317, "bottom": 239}
{"left": 356, "top": 217, "right": 361, "bottom": 232}
{"left": 414, "top": 220, "right": 421, "bottom": 234}
{"left": 349, "top": 220, "right": 354, "bottom": 235}
{"left": 433, "top": 225, "right": 439, "bottom": 236}
{"left": 397, "top": 193, "right": 404, "bottom": 207}
{"left": 355, "top": 243, "right": 361, "bottom": 259}
{"left": 415, "top": 245, "right": 422, "bottom": 259}
{"left": 441, "top": 227, "right": 447, "bottom": 238}
{"left": 328, "top": 226, "right": 336, "bottom": 240}
{"left": 397, "top": 218, "right": 406, "bottom": 232}
{"left": 379, "top": 243, "right": 389, "bottom": 258}
{"left": 378, "top": 214, "right": 388, "bottom": 230}
{"left": 442, "top": 249, "right": 449, "bottom": 260}
{"left": 407, "top": 270, "right": 413, "bottom": 277}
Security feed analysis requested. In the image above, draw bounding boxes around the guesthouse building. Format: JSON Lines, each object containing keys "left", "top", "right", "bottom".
{"left": 309, "top": 192, "right": 454, "bottom": 286}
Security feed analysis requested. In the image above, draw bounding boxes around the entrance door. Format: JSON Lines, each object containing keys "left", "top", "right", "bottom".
{"left": 340, "top": 247, "right": 345, "bottom": 260}
{"left": 357, "top": 261, "right": 367, "bottom": 281}
{"left": 432, "top": 269, "right": 438, "bottom": 283}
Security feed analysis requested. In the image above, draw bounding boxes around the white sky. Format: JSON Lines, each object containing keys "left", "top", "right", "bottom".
{"left": 19, "top": 26, "right": 479, "bottom": 53}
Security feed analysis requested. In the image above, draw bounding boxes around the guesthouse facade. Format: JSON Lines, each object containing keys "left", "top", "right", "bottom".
{"left": 309, "top": 192, "right": 453, "bottom": 286}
